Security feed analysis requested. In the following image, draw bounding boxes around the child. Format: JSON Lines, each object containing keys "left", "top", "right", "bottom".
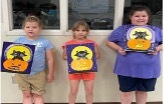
{"left": 62, "top": 21, "right": 100, "bottom": 104}
{"left": 14, "top": 16, "right": 55, "bottom": 104}
{"left": 106, "top": 5, "right": 162, "bottom": 104}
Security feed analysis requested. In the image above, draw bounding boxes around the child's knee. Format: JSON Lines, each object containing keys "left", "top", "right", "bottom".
{"left": 23, "top": 92, "right": 32, "bottom": 98}
{"left": 32, "top": 93, "right": 42, "bottom": 98}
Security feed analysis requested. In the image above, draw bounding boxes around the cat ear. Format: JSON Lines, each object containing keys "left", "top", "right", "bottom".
{"left": 23, "top": 51, "right": 27, "bottom": 56}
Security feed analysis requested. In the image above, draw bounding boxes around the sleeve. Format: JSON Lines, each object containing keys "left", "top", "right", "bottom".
{"left": 45, "top": 39, "right": 54, "bottom": 50}
{"left": 86, "top": 39, "right": 98, "bottom": 47}
{"left": 14, "top": 37, "right": 22, "bottom": 43}
{"left": 107, "top": 26, "right": 125, "bottom": 43}
{"left": 93, "top": 41, "right": 98, "bottom": 47}
{"left": 155, "top": 27, "right": 163, "bottom": 44}
{"left": 62, "top": 40, "right": 73, "bottom": 49}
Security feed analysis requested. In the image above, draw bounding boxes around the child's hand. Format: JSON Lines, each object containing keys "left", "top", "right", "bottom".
{"left": 148, "top": 47, "right": 160, "bottom": 55}
{"left": 47, "top": 74, "right": 54, "bottom": 83}
{"left": 118, "top": 48, "right": 127, "bottom": 55}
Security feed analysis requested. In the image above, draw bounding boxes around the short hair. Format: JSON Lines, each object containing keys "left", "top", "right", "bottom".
{"left": 22, "top": 16, "right": 43, "bottom": 28}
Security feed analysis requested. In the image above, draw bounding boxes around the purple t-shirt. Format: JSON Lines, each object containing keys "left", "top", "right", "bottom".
{"left": 108, "top": 24, "right": 162, "bottom": 78}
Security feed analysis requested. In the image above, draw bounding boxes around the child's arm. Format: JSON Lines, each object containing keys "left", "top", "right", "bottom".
{"left": 106, "top": 40, "right": 126, "bottom": 55}
{"left": 46, "top": 49, "right": 55, "bottom": 83}
{"left": 62, "top": 47, "right": 67, "bottom": 60}
{"left": 95, "top": 46, "right": 100, "bottom": 59}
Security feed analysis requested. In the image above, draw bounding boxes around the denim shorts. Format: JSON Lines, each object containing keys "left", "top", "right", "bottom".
{"left": 117, "top": 75, "right": 157, "bottom": 92}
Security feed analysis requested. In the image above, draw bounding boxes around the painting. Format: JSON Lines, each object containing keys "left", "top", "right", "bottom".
{"left": 124, "top": 26, "right": 155, "bottom": 52}
{"left": 66, "top": 43, "right": 97, "bottom": 74}
{"left": 1, "top": 41, "right": 35, "bottom": 74}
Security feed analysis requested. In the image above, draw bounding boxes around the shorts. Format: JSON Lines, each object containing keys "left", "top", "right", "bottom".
{"left": 69, "top": 72, "right": 95, "bottom": 80}
{"left": 118, "top": 75, "right": 157, "bottom": 92}
{"left": 14, "top": 71, "right": 46, "bottom": 95}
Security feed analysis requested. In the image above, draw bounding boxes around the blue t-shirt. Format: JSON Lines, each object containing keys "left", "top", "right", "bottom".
{"left": 14, "top": 36, "right": 54, "bottom": 75}
{"left": 108, "top": 24, "right": 162, "bottom": 78}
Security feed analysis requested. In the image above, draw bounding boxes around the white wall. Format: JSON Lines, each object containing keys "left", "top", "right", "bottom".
{"left": 0, "top": 1, "right": 163, "bottom": 103}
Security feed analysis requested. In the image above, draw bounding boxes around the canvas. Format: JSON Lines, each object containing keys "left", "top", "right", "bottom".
{"left": 124, "top": 26, "right": 155, "bottom": 52}
{"left": 1, "top": 41, "right": 35, "bottom": 74}
{"left": 66, "top": 43, "right": 97, "bottom": 74}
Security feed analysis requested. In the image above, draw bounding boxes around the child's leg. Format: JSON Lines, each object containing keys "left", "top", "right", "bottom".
{"left": 69, "top": 80, "right": 81, "bottom": 104}
{"left": 135, "top": 91, "right": 147, "bottom": 104}
{"left": 83, "top": 80, "right": 94, "bottom": 104}
{"left": 33, "top": 93, "right": 44, "bottom": 104}
{"left": 120, "top": 91, "right": 134, "bottom": 104}
{"left": 22, "top": 90, "right": 33, "bottom": 104}
{"left": 135, "top": 78, "right": 156, "bottom": 104}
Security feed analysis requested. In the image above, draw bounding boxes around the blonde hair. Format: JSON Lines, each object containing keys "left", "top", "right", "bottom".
{"left": 71, "top": 21, "right": 90, "bottom": 38}
{"left": 22, "top": 16, "right": 43, "bottom": 29}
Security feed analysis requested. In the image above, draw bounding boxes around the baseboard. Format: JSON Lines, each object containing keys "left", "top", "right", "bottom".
{"left": 1, "top": 102, "right": 162, "bottom": 104}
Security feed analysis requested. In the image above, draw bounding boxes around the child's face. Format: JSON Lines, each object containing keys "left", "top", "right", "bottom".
{"left": 24, "top": 22, "right": 41, "bottom": 39}
{"left": 73, "top": 26, "right": 88, "bottom": 40}
{"left": 130, "top": 10, "right": 149, "bottom": 26}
